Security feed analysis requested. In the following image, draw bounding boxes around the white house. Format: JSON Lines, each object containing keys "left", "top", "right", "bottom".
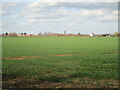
{"left": 90, "top": 33, "right": 94, "bottom": 36}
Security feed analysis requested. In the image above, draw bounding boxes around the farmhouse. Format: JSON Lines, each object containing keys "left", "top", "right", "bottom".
{"left": 10, "top": 33, "right": 35, "bottom": 37}
{"left": 90, "top": 33, "right": 95, "bottom": 36}
{"left": 102, "top": 34, "right": 113, "bottom": 37}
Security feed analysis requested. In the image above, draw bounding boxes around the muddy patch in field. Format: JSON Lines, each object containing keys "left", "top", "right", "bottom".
{"left": 2, "top": 54, "right": 77, "bottom": 60}
{"left": 2, "top": 75, "right": 118, "bottom": 88}
{"left": 2, "top": 51, "right": 120, "bottom": 60}
{"left": 53, "top": 53, "right": 78, "bottom": 56}
{"left": 2, "top": 56, "right": 39, "bottom": 60}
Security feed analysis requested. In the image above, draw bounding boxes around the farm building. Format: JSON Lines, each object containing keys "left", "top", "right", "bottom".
{"left": 90, "top": 33, "right": 95, "bottom": 36}
{"left": 102, "top": 34, "right": 114, "bottom": 37}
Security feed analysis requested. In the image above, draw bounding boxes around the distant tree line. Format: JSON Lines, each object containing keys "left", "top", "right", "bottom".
{"left": 114, "top": 32, "right": 120, "bottom": 37}
{"left": 95, "top": 32, "right": 120, "bottom": 37}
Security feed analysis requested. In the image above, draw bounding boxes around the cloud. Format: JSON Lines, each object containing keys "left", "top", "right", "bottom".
{"left": 96, "top": 10, "right": 119, "bottom": 22}
{"left": 2, "top": 2, "right": 23, "bottom": 9}
{"left": 78, "top": 9, "right": 108, "bottom": 17}
{"left": 1, "top": 0, "right": 119, "bottom": 2}
{"left": 23, "top": 2, "right": 117, "bottom": 19}
{"left": 28, "top": 2, "right": 58, "bottom": 8}
{"left": 0, "top": 10, "right": 13, "bottom": 16}
{"left": 2, "top": 1, "right": 118, "bottom": 34}
{"left": 24, "top": 7, "right": 113, "bottom": 24}
{"left": 28, "top": 1, "right": 118, "bottom": 11}
{"left": 112, "top": 10, "right": 118, "bottom": 15}
{"left": 97, "top": 15, "right": 117, "bottom": 21}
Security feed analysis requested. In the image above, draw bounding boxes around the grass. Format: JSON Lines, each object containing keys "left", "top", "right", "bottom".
{"left": 2, "top": 36, "right": 118, "bottom": 88}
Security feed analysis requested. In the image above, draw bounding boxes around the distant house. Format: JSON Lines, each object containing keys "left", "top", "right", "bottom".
{"left": 103, "top": 34, "right": 113, "bottom": 37}
{"left": 105, "top": 34, "right": 110, "bottom": 37}
{"left": 17, "top": 34, "right": 22, "bottom": 37}
{"left": 90, "top": 33, "right": 95, "bottom": 36}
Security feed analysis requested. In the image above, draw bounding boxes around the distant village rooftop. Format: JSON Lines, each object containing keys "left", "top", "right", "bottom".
{"left": 1, "top": 32, "right": 118, "bottom": 37}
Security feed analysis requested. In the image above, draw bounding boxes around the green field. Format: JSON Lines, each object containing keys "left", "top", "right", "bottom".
{"left": 2, "top": 36, "right": 118, "bottom": 88}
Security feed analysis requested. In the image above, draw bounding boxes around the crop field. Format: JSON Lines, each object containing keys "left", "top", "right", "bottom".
{"left": 2, "top": 36, "right": 118, "bottom": 88}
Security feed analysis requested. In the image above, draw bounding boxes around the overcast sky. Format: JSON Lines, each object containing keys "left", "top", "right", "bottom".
{"left": 1, "top": 0, "right": 119, "bottom": 34}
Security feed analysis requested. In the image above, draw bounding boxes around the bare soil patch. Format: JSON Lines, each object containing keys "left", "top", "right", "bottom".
{"left": 2, "top": 53, "right": 79, "bottom": 60}
{"left": 2, "top": 75, "right": 118, "bottom": 88}
{"left": 2, "top": 51, "right": 120, "bottom": 60}
{"left": 53, "top": 53, "right": 78, "bottom": 56}
{"left": 2, "top": 56, "right": 38, "bottom": 60}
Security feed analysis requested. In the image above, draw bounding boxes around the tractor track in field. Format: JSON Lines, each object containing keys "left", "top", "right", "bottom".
{"left": 2, "top": 51, "right": 120, "bottom": 60}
